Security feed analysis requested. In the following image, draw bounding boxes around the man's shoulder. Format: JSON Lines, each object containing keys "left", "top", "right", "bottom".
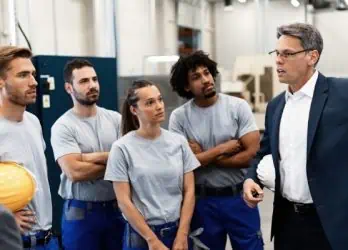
{"left": 219, "top": 93, "right": 245, "bottom": 104}
{"left": 326, "top": 76, "right": 348, "bottom": 87}
{"left": 171, "top": 100, "right": 192, "bottom": 118}
{"left": 97, "top": 107, "right": 122, "bottom": 121}
{"left": 24, "top": 111, "right": 40, "bottom": 125}
{"left": 51, "top": 110, "right": 74, "bottom": 131}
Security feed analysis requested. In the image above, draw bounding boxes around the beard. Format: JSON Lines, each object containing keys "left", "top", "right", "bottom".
{"left": 4, "top": 81, "right": 36, "bottom": 106}
{"left": 72, "top": 87, "right": 99, "bottom": 106}
{"left": 203, "top": 86, "right": 216, "bottom": 99}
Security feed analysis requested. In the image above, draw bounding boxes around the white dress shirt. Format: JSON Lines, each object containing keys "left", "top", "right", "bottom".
{"left": 279, "top": 70, "right": 318, "bottom": 204}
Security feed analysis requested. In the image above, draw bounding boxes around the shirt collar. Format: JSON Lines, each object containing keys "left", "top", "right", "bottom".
{"left": 285, "top": 70, "right": 318, "bottom": 101}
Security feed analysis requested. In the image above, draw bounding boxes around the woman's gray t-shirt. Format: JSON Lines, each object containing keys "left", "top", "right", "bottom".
{"left": 104, "top": 129, "right": 200, "bottom": 225}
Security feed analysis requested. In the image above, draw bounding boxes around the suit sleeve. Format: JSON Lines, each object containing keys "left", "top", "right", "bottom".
{"left": 0, "top": 206, "right": 22, "bottom": 250}
{"left": 246, "top": 102, "right": 272, "bottom": 184}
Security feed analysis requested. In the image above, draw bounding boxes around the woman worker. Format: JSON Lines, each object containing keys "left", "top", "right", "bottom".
{"left": 105, "top": 80, "right": 200, "bottom": 250}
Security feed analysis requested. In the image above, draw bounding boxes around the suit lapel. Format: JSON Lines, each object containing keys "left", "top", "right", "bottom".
{"left": 271, "top": 94, "right": 286, "bottom": 167}
{"left": 271, "top": 95, "right": 286, "bottom": 192}
{"left": 307, "top": 73, "right": 328, "bottom": 156}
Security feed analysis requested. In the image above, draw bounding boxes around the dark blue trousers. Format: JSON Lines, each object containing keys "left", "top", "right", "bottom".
{"left": 191, "top": 194, "right": 264, "bottom": 250}
{"left": 61, "top": 199, "right": 125, "bottom": 250}
{"left": 122, "top": 221, "right": 192, "bottom": 250}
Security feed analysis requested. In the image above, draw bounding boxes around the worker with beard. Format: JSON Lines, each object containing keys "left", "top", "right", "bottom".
{"left": 0, "top": 46, "right": 59, "bottom": 249}
{"left": 51, "top": 59, "right": 124, "bottom": 250}
{"left": 168, "top": 51, "right": 262, "bottom": 250}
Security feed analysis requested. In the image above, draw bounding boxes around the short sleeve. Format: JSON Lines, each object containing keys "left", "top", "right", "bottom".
{"left": 104, "top": 143, "right": 129, "bottom": 182}
{"left": 112, "top": 112, "right": 122, "bottom": 139}
{"left": 237, "top": 100, "right": 258, "bottom": 138}
{"left": 169, "top": 110, "right": 185, "bottom": 137}
{"left": 180, "top": 136, "right": 200, "bottom": 173}
{"left": 50, "top": 123, "right": 81, "bottom": 161}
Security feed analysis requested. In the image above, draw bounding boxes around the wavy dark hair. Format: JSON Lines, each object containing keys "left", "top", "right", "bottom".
{"left": 121, "top": 80, "right": 155, "bottom": 135}
{"left": 170, "top": 50, "right": 219, "bottom": 99}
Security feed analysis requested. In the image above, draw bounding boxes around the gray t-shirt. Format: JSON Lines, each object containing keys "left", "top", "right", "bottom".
{"left": 169, "top": 93, "right": 258, "bottom": 188}
{"left": 104, "top": 129, "right": 200, "bottom": 225}
{"left": 0, "top": 112, "right": 52, "bottom": 234}
{"left": 51, "top": 107, "right": 121, "bottom": 201}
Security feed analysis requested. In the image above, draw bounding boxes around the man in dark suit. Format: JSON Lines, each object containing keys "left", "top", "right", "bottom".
{"left": 0, "top": 205, "right": 22, "bottom": 250}
{"left": 243, "top": 23, "right": 348, "bottom": 250}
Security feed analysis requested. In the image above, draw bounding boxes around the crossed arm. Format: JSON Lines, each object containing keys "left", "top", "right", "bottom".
{"left": 189, "top": 130, "right": 260, "bottom": 168}
{"left": 57, "top": 152, "right": 109, "bottom": 182}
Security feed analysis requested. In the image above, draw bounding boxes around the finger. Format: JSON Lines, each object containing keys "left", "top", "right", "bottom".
{"left": 254, "top": 184, "right": 264, "bottom": 195}
{"left": 243, "top": 193, "right": 258, "bottom": 207}
{"left": 18, "top": 226, "right": 25, "bottom": 234}
{"left": 20, "top": 221, "right": 33, "bottom": 230}
{"left": 18, "top": 210, "right": 34, "bottom": 216}
{"left": 244, "top": 189, "right": 263, "bottom": 203}
{"left": 20, "top": 216, "right": 36, "bottom": 224}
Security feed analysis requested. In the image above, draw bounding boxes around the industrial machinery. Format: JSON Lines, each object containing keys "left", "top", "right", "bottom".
{"left": 219, "top": 54, "right": 287, "bottom": 130}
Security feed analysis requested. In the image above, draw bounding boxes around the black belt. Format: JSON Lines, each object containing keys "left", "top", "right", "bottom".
{"left": 282, "top": 198, "right": 316, "bottom": 214}
{"left": 195, "top": 183, "right": 243, "bottom": 197}
{"left": 22, "top": 229, "right": 52, "bottom": 248}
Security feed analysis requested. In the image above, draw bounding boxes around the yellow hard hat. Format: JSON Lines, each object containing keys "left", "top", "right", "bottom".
{"left": 0, "top": 162, "right": 36, "bottom": 212}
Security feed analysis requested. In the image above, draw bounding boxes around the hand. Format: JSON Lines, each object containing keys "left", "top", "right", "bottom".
{"left": 218, "top": 140, "right": 242, "bottom": 156}
{"left": 14, "top": 210, "right": 36, "bottom": 233}
{"left": 172, "top": 232, "right": 188, "bottom": 250}
{"left": 188, "top": 140, "right": 203, "bottom": 154}
{"left": 243, "top": 179, "right": 264, "bottom": 208}
{"left": 148, "top": 238, "right": 169, "bottom": 250}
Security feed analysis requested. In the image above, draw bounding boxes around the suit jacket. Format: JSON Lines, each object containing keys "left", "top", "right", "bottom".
{"left": 247, "top": 73, "right": 348, "bottom": 250}
{"left": 0, "top": 205, "right": 22, "bottom": 250}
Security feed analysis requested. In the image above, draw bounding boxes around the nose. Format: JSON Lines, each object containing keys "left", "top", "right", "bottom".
{"left": 201, "top": 74, "right": 209, "bottom": 84}
{"left": 275, "top": 55, "right": 284, "bottom": 65}
{"left": 155, "top": 100, "right": 164, "bottom": 110}
{"left": 29, "top": 75, "right": 38, "bottom": 87}
{"left": 90, "top": 82, "right": 97, "bottom": 89}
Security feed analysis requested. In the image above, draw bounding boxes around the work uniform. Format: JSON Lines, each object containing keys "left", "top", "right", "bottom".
{"left": 169, "top": 93, "right": 263, "bottom": 250}
{"left": 0, "top": 112, "right": 59, "bottom": 250}
{"left": 105, "top": 129, "right": 200, "bottom": 250}
{"left": 51, "top": 107, "right": 124, "bottom": 250}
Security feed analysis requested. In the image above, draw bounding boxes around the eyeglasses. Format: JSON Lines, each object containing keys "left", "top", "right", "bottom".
{"left": 268, "top": 49, "right": 313, "bottom": 59}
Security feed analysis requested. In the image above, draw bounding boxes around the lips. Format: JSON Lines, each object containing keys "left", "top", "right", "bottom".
{"left": 204, "top": 84, "right": 215, "bottom": 92}
{"left": 156, "top": 112, "right": 164, "bottom": 117}
{"left": 277, "top": 69, "right": 286, "bottom": 74}
{"left": 87, "top": 91, "right": 99, "bottom": 96}
{"left": 26, "top": 90, "right": 36, "bottom": 95}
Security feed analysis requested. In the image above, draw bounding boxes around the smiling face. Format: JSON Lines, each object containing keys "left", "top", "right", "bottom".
{"left": 131, "top": 85, "right": 165, "bottom": 126}
{"left": 0, "top": 57, "right": 37, "bottom": 106}
{"left": 186, "top": 65, "right": 216, "bottom": 100}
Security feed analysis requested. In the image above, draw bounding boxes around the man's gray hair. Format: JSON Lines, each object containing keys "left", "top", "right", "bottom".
{"left": 277, "top": 23, "right": 323, "bottom": 57}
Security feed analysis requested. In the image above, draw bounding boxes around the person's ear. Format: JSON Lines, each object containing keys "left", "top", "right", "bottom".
{"left": 65, "top": 82, "right": 73, "bottom": 94}
{"left": 130, "top": 105, "right": 137, "bottom": 116}
{"left": 308, "top": 50, "right": 320, "bottom": 67}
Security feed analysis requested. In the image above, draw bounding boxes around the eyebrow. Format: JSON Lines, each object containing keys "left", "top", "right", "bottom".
{"left": 78, "top": 77, "right": 91, "bottom": 82}
{"left": 191, "top": 67, "right": 209, "bottom": 75}
{"left": 16, "top": 70, "right": 36, "bottom": 75}
{"left": 145, "top": 95, "right": 162, "bottom": 101}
